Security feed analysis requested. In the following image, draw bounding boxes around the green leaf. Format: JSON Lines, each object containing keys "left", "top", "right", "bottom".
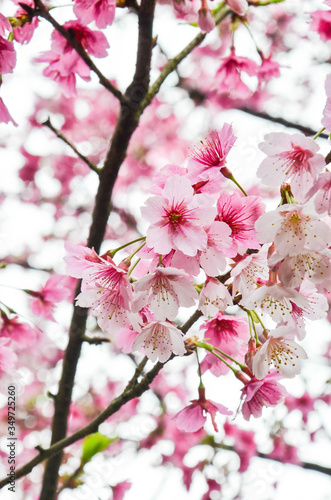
{"left": 81, "top": 432, "right": 116, "bottom": 464}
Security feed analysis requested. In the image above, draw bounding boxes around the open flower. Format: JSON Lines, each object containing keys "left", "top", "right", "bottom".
{"left": 133, "top": 266, "right": 198, "bottom": 321}
{"left": 132, "top": 321, "right": 186, "bottom": 362}
{"left": 257, "top": 133, "right": 325, "bottom": 202}
{"left": 142, "top": 175, "right": 216, "bottom": 256}
{"left": 252, "top": 326, "right": 308, "bottom": 379}
{"left": 240, "top": 371, "right": 287, "bottom": 420}
{"left": 174, "top": 387, "right": 232, "bottom": 432}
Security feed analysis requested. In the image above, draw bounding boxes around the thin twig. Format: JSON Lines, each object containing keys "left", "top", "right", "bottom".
{"left": 42, "top": 118, "right": 100, "bottom": 174}
{"left": 32, "top": 0, "right": 126, "bottom": 104}
{"left": 139, "top": 4, "right": 231, "bottom": 113}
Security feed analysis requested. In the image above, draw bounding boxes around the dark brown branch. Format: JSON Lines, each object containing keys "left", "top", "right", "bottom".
{"left": 38, "top": 1, "right": 157, "bottom": 498}
{"left": 32, "top": 0, "right": 126, "bottom": 104}
{"left": 238, "top": 106, "right": 329, "bottom": 138}
{"left": 42, "top": 118, "right": 100, "bottom": 174}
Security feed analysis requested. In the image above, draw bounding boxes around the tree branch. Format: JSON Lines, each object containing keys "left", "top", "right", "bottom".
{"left": 0, "top": 358, "right": 165, "bottom": 490}
{"left": 32, "top": 0, "right": 126, "bottom": 104}
{"left": 38, "top": 1, "right": 157, "bottom": 498}
{"left": 42, "top": 118, "right": 100, "bottom": 174}
{"left": 238, "top": 106, "right": 329, "bottom": 138}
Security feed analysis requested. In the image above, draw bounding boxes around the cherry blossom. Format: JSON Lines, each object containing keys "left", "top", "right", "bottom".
{"left": 241, "top": 282, "right": 309, "bottom": 323}
{"left": 199, "top": 278, "right": 232, "bottom": 317}
{"left": 226, "top": 0, "right": 248, "bottom": 16}
{"left": 230, "top": 246, "right": 269, "bottom": 298}
{"left": 73, "top": 0, "right": 116, "bottom": 29}
{"left": 0, "top": 313, "right": 37, "bottom": 347}
{"left": 216, "top": 192, "right": 265, "bottom": 256}
{"left": 133, "top": 266, "right": 198, "bottom": 320}
{"left": 0, "top": 36, "right": 16, "bottom": 74}
{"left": 27, "top": 275, "right": 72, "bottom": 321}
{"left": 0, "top": 97, "right": 17, "bottom": 126}
{"left": 305, "top": 171, "right": 331, "bottom": 215}
{"left": 0, "top": 13, "right": 11, "bottom": 36}
{"left": 197, "top": 0, "right": 215, "bottom": 33}
{"left": 142, "top": 175, "right": 216, "bottom": 256}
{"left": 199, "top": 221, "right": 232, "bottom": 276}
{"left": 173, "top": 387, "right": 232, "bottom": 432}
{"left": 252, "top": 325, "right": 308, "bottom": 379}
{"left": 132, "top": 321, "right": 186, "bottom": 362}
{"left": 215, "top": 49, "right": 258, "bottom": 98}
{"left": 240, "top": 372, "right": 287, "bottom": 420}
{"left": 310, "top": 9, "right": 331, "bottom": 41}
{"left": 257, "top": 133, "right": 325, "bottom": 202}
{"left": 64, "top": 244, "right": 103, "bottom": 279}
{"left": 255, "top": 204, "right": 331, "bottom": 257}
{"left": 0, "top": 338, "right": 17, "bottom": 376}
{"left": 51, "top": 21, "right": 109, "bottom": 58}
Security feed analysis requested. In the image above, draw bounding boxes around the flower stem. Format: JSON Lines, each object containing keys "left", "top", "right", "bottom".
{"left": 110, "top": 237, "right": 146, "bottom": 257}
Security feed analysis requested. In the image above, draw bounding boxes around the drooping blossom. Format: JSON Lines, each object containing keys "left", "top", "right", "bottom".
{"left": 322, "top": 73, "right": 331, "bottom": 131}
{"left": 51, "top": 21, "right": 109, "bottom": 58}
{"left": 75, "top": 257, "right": 137, "bottom": 333}
{"left": 255, "top": 204, "right": 331, "bottom": 257}
{"left": 241, "top": 282, "right": 309, "bottom": 323}
{"left": 305, "top": 171, "right": 331, "bottom": 215}
{"left": 200, "top": 312, "right": 249, "bottom": 376}
{"left": 189, "top": 125, "right": 236, "bottom": 178}
{"left": 310, "top": 9, "right": 331, "bottom": 41}
{"left": 27, "top": 275, "right": 72, "bottom": 321}
{"left": 0, "top": 36, "right": 16, "bottom": 74}
{"left": 173, "top": 387, "right": 232, "bottom": 432}
{"left": 199, "top": 278, "right": 232, "bottom": 317}
{"left": 252, "top": 325, "right": 308, "bottom": 379}
{"left": 230, "top": 247, "right": 269, "bottom": 298}
{"left": 257, "top": 133, "right": 325, "bottom": 202}
{"left": 256, "top": 55, "right": 281, "bottom": 84}
{"left": 133, "top": 266, "right": 198, "bottom": 321}
{"left": 132, "top": 320, "right": 186, "bottom": 362}
{"left": 73, "top": 0, "right": 116, "bottom": 29}
{"left": 10, "top": 0, "right": 39, "bottom": 44}
{"left": 226, "top": 0, "right": 248, "bottom": 16}
{"left": 215, "top": 49, "right": 258, "bottom": 98}
{"left": 64, "top": 243, "right": 107, "bottom": 279}
{"left": 0, "top": 313, "right": 37, "bottom": 347}
{"left": 270, "top": 248, "right": 331, "bottom": 288}
{"left": 0, "top": 13, "right": 11, "bottom": 36}
{"left": 239, "top": 371, "right": 287, "bottom": 420}
{"left": 197, "top": 0, "right": 215, "bottom": 33}
{"left": 0, "top": 97, "right": 17, "bottom": 126}
{"left": 141, "top": 175, "right": 216, "bottom": 256}
{"left": 199, "top": 221, "right": 232, "bottom": 276}
{"left": 216, "top": 192, "right": 265, "bottom": 256}
{"left": 285, "top": 391, "right": 316, "bottom": 424}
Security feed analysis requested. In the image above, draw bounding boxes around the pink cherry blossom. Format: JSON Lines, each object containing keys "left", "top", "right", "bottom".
{"left": 199, "top": 221, "right": 232, "bottom": 276}
{"left": 256, "top": 55, "right": 281, "bottom": 84}
{"left": 230, "top": 247, "right": 269, "bottom": 298}
{"left": 257, "top": 133, "right": 325, "bottom": 202}
{"left": 173, "top": 387, "right": 232, "bottom": 432}
{"left": 241, "top": 282, "right": 309, "bottom": 323}
{"left": 240, "top": 372, "right": 287, "bottom": 420}
{"left": 0, "top": 13, "right": 11, "bottom": 36}
{"left": 189, "top": 125, "right": 236, "bottom": 178}
{"left": 216, "top": 192, "right": 265, "bottom": 256}
{"left": 28, "top": 275, "right": 72, "bottom": 321}
{"left": 305, "top": 171, "right": 331, "bottom": 215}
{"left": 223, "top": 420, "right": 257, "bottom": 472}
{"left": 73, "top": 0, "right": 116, "bottom": 29}
{"left": 0, "top": 36, "right": 16, "bottom": 74}
{"left": 310, "top": 9, "right": 331, "bottom": 41}
{"left": 0, "top": 97, "right": 17, "bottom": 126}
{"left": 198, "top": 1, "right": 215, "bottom": 33}
{"left": 64, "top": 243, "right": 103, "bottom": 279}
{"left": 270, "top": 248, "right": 331, "bottom": 288}
{"left": 51, "top": 21, "right": 109, "bottom": 58}
{"left": 133, "top": 266, "right": 198, "bottom": 320}
{"left": 255, "top": 204, "right": 331, "bottom": 257}
{"left": 200, "top": 312, "right": 249, "bottom": 376}
{"left": 0, "top": 338, "right": 17, "bottom": 376}
{"left": 252, "top": 325, "right": 308, "bottom": 379}
{"left": 0, "top": 313, "right": 37, "bottom": 347}
{"left": 132, "top": 320, "right": 186, "bottom": 362}
{"left": 322, "top": 73, "right": 331, "bottom": 131}
{"left": 75, "top": 257, "right": 136, "bottom": 333}
{"left": 142, "top": 175, "right": 216, "bottom": 256}
{"left": 285, "top": 391, "right": 315, "bottom": 424}
{"left": 226, "top": 0, "right": 248, "bottom": 16}
{"left": 216, "top": 50, "right": 258, "bottom": 98}
{"left": 199, "top": 278, "right": 232, "bottom": 317}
